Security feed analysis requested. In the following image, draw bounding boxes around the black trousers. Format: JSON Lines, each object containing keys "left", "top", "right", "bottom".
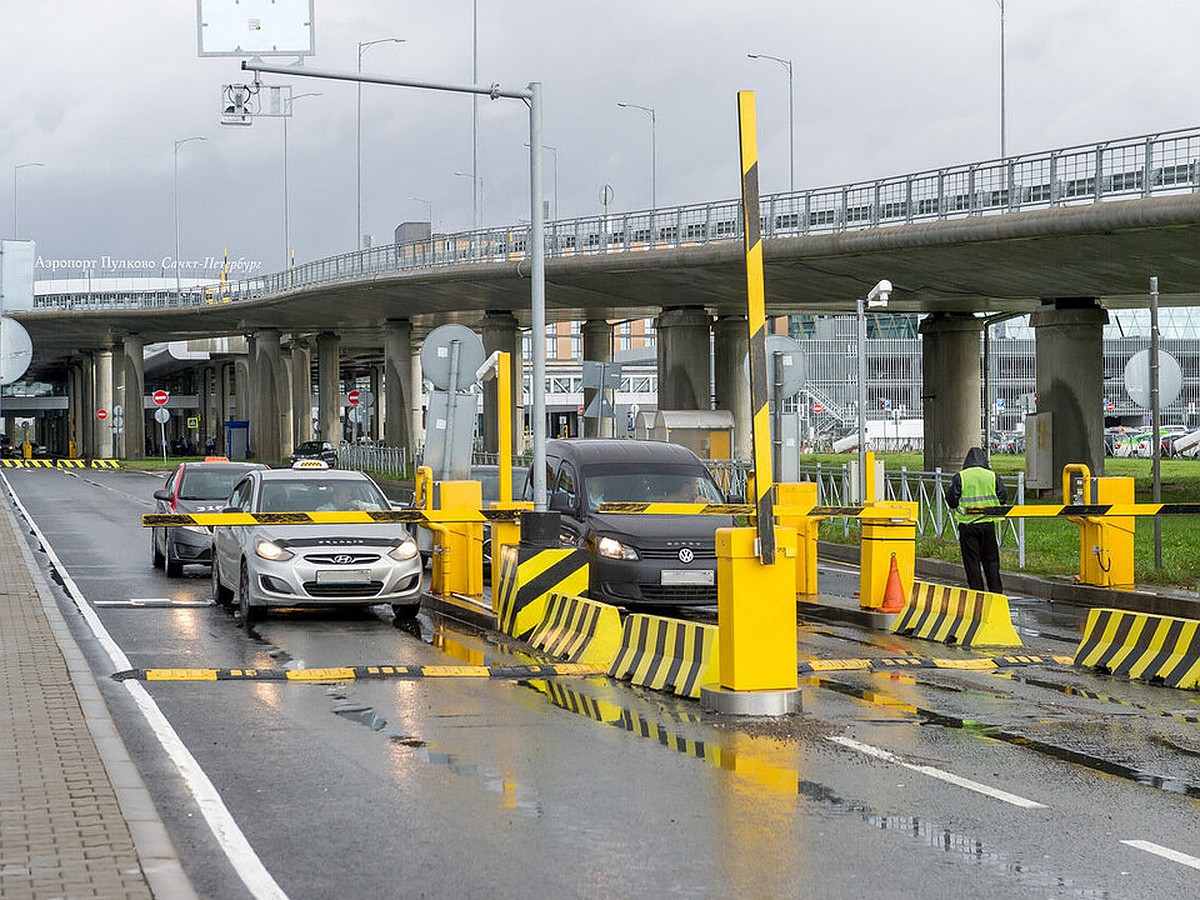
{"left": 958, "top": 521, "right": 1003, "bottom": 593}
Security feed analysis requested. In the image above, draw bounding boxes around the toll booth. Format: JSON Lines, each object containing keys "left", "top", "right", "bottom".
{"left": 647, "top": 410, "right": 735, "bottom": 460}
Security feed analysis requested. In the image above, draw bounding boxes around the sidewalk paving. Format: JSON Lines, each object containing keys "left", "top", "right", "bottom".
{"left": 0, "top": 495, "right": 194, "bottom": 899}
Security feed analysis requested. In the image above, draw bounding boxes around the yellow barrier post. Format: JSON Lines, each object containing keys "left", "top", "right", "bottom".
{"left": 429, "top": 480, "right": 485, "bottom": 600}
{"left": 1063, "top": 464, "right": 1135, "bottom": 590}
{"left": 776, "top": 482, "right": 819, "bottom": 595}
{"left": 859, "top": 501, "right": 918, "bottom": 612}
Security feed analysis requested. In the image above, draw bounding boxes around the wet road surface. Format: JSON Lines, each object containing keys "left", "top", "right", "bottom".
{"left": 6, "top": 466, "right": 1200, "bottom": 898}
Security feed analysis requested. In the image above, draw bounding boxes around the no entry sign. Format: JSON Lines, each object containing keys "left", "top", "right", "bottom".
{"left": 152, "top": 390, "right": 169, "bottom": 407}
{"left": 347, "top": 389, "right": 360, "bottom": 406}
{"left": 97, "top": 409, "right": 108, "bottom": 421}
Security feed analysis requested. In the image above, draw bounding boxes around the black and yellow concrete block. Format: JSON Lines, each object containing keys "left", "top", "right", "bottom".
{"left": 1074, "top": 608, "right": 1200, "bottom": 689}
{"left": 495, "top": 546, "right": 589, "bottom": 640}
{"left": 608, "top": 613, "right": 718, "bottom": 700}
{"left": 528, "top": 592, "right": 623, "bottom": 666}
{"left": 893, "top": 580, "right": 1022, "bottom": 648}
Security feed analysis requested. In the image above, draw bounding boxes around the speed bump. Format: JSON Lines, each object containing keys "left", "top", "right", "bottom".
{"left": 608, "top": 613, "right": 718, "bottom": 700}
{"left": 1074, "top": 608, "right": 1200, "bottom": 689}
{"left": 529, "top": 592, "right": 623, "bottom": 666}
{"left": 495, "top": 546, "right": 589, "bottom": 640}
{"left": 0, "top": 458, "right": 120, "bottom": 469}
{"left": 892, "top": 581, "right": 1022, "bottom": 648}
{"left": 111, "top": 662, "right": 606, "bottom": 682}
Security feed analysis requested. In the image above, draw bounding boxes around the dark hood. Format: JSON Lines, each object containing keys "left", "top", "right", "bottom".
{"left": 963, "top": 446, "right": 990, "bottom": 469}
{"left": 586, "top": 512, "right": 732, "bottom": 543}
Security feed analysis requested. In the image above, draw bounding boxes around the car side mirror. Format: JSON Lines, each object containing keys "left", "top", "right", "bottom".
{"left": 548, "top": 493, "right": 575, "bottom": 514}
{"left": 153, "top": 489, "right": 172, "bottom": 502}
{"left": 223, "top": 505, "right": 240, "bottom": 514}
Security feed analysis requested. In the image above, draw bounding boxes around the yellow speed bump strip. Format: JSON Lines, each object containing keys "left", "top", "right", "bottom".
{"left": 798, "top": 654, "right": 1073, "bottom": 675}
{"left": 1, "top": 458, "right": 120, "bottom": 469}
{"left": 112, "top": 662, "right": 607, "bottom": 682}
{"left": 141, "top": 507, "right": 521, "bottom": 528}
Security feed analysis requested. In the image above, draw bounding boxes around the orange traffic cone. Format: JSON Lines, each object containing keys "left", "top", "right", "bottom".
{"left": 881, "top": 553, "right": 907, "bottom": 613}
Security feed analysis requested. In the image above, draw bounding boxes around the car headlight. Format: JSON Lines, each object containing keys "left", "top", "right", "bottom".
{"left": 597, "top": 536, "right": 639, "bottom": 560}
{"left": 388, "top": 539, "right": 420, "bottom": 561}
{"left": 255, "top": 539, "right": 294, "bottom": 561}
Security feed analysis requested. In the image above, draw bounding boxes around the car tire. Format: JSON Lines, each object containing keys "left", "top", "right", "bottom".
{"left": 151, "top": 529, "right": 164, "bottom": 569}
{"left": 212, "top": 556, "right": 234, "bottom": 606}
{"left": 392, "top": 603, "right": 420, "bottom": 620}
{"left": 238, "top": 561, "right": 265, "bottom": 627}
{"left": 164, "top": 538, "right": 183, "bottom": 578}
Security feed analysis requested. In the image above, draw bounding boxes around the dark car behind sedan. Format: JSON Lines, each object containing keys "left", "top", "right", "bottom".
{"left": 152, "top": 460, "right": 268, "bottom": 576}
{"left": 290, "top": 440, "right": 338, "bottom": 466}
{"left": 525, "top": 439, "right": 730, "bottom": 607}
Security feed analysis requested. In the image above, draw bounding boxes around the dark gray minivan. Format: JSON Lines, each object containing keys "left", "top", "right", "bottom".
{"left": 525, "top": 439, "right": 730, "bottom": 607}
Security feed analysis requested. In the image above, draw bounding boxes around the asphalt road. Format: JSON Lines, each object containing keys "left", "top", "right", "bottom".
{"left": 7, "top": 466, "right": 1200, "bottom": 899}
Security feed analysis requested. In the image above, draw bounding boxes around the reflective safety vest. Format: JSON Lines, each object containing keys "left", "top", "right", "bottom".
{"left": 954, "top": 466, "right": 1003, "bottom": 524}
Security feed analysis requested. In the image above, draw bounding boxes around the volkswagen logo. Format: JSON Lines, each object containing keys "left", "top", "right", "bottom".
{"left": 677, "top": 547, "right": 694, "bottom": 564}
{"left": 332, "top": 554, "right": 355, "bottom": 565}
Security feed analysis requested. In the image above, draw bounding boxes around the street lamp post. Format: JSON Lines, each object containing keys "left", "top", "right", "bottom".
{"left": 857, "top": 279, "right": 892, "bottom": 503}
{"left": 284, "top": 92, "right": 322, "bottom": 269}
{"left": 617, "top": 102, "right": 656, "bottom": 213}
{"left": 13, "top": 163, "right": 44, "bottom": 238}
{"left": 454, "top": 171, "right": 484, "bottom": 225}
{"left": 173, "top": 136, "right": 206, "bottom": 300}
{"left": 407, "top": 196, "right": 432, "bottom": 260}
{"left": 747, "top": 53, "right": 794, "bottom": 194}
{"left": 996, "top": 0, "right": 1006, "bottom": 159}
{"left": 357, "top": 37, "right": 405, "bottom": 250}
{"left": 524, "top": 143, "right": 557, "bottom": 221}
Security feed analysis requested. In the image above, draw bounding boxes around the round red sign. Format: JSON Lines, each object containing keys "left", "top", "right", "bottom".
{"left": 812, "top": 403, "right": 824, "bottom": 415}
{"left": 97, "top": 409, "right": 108, "bottom": 421}
{"left": 152, "top": 390, "right": 169, "bottom": 406}
{"left": 347, "top": 390, "right": 360, "bottom": 406}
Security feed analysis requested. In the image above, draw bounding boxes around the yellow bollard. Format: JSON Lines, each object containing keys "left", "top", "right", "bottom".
{"left": 712, "top": 526, "right": 798, "bottom": 692}
{"left": 775, "top": 482, "right": 820, "bottom": 596}
{"left": 859, "top": 501, "right": 917, "bottom": 610}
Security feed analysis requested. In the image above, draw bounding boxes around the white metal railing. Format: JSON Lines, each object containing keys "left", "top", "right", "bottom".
{"left": 31, "top": 127, "right": 1200, "bottom": 313}
{"left": 337, "top": 443, "right": 411, "bottom": 479}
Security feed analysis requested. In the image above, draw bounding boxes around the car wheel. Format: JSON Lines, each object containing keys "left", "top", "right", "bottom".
{"left": 392, "top": 603, "right": 420, "bottom": 620}
{"left": 238, "top": 561, "right": 265, "bottom": 626}
{"left": 164, "top": 537, "right": 183, "bottom": 578}
{"left": 212, "top": 556, "right": 234, "bottom": 606}
{"left": 151, "top": 529, "right": 164, "bottom": 569}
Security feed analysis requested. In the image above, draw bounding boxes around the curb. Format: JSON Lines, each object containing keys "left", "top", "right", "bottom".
{"left": 2, "top": 496, "right": 198, "bottom": 900}
{"left": 818, "top": 540, "right": 1200, "bottom": 620}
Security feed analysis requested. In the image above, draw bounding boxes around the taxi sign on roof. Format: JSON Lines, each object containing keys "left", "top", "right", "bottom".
{"left": 292, "top": 459, "right": 330, "bottom": 469}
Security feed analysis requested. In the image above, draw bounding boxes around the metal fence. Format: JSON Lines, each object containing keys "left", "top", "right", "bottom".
{"left": 33, "top": 127, "right": 1200, "bottom": 313}
{"left": 337, "top": 443, "right": 411, "bottom": 479}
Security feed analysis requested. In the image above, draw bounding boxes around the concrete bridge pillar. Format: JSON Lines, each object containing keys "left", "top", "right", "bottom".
{"left": 919, "top": 313, "right": 983, "bottom": 472}
{"left": 251, "top": 329, "right": 289, "bottom": 464}
{"left": 110, "top": 349, "right": 125, "bottom": 459}
{"left": 482, "top": 312, "right": 522, "bottom": 452}
{"left": 94, "top": 349, "right": 114, "bottom": 459}
{"left": 233, "top": 355, "right": 252, "bottom": 429}
{"left": 383, "top": 320, "right": 413, "bottom": 456}
{"left": 656, "top": 307, "right": 711, "bottom": 411}
{"left": 216, "top": 363, "right": 234, "bottom": 455}
{"left": 289, "top": 339, "right": 313, "bottom": 446}
{"left": 713, "top": 315, "right": 751, "bottom": 459}
{"left": 317, "top": 331, "right": 341, "bottom": 447}
{"left": 582, "top": 319, "right": 614, "bottom": 438}
{"left": 65, "top": 363, "right": 81, "bottom": 456}
{"left": 1031, "top": 299, "right": 1108, "bottom": 485}
{"left": 368, "top": 365, "right": 383, "bottom": 442}
{"left": 81, "top": 354, "right": 95, "bottom": 457}
{"left": 411, "top": 352, "right": 425, "bottom": 454}
{"left": 122, "top": 336, "right": 145, "bottom": 460}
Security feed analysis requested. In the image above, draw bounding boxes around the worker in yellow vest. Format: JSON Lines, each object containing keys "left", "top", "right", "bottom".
{"left": 946, "top": 446, "right": 1006, "bottom": 593}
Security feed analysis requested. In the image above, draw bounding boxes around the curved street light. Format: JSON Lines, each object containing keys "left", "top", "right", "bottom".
{"left": 747, "top": 53, "right": 794, "bottom": 194}
{"left": 284, "top": 92, "right": 322, "bottom": 268}
{"left": 617, "top": 101, "right": 656, "bottom": 212}
{"left": 13, "top": 162, "right": 45, "bottom": 238}
{"left": 357, "top": 37, "right": 405, "bottom": 249}
{"left": 173, "top": 137, "right": 206, "bottom": 299}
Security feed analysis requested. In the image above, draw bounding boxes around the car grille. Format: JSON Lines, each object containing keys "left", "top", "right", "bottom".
{"left": 302, "top": 581, "right": 384, "bottom": 598}
{"left": 638, "top": 584, "right": 718, "bottom": 604}
{"left": 639, "top": 546, "right": 717, "bottom": 560}
{"left": 304, "top": 553, "right": 381, "bottom": 565}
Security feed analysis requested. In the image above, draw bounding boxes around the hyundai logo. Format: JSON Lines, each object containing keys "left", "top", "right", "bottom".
{"left": 677, "top": 547, "right": 694, "bottom": 564}
{"left": 332, "top": 554, "right": 355, "bottom": 565}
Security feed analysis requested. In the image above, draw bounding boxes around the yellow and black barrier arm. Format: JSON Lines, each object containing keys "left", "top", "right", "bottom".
{"left": 965, "top": 502, "right": 1200, "bottom": 519}
{"left": 597, "top": 501, "right": 915, "bottom": 522}
{"left": 141, "top": 508, "right": 522, "bottom": 528}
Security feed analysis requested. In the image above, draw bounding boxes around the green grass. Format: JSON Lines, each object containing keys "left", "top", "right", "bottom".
{"left": 808, "top": 451, "right": 1200, "bottom": 590}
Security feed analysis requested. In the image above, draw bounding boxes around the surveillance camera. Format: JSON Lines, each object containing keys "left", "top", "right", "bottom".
{"left": 867, "top": 279, "right": 892, "bottom": 307}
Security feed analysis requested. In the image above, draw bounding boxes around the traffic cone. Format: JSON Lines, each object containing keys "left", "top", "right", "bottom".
{"left": 881, "top": 553, "right": 907, "bottom": 613}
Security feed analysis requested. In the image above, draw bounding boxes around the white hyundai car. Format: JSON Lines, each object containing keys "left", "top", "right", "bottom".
{"left": 212, "top": 465, "right": 422, "bottom": 626}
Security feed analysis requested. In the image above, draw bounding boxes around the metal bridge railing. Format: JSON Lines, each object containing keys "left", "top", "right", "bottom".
{"left": 31, "top": 127, "right": 1200, "bottom": 313}
{"left": 337, "top": 443, "right": 411, "bottom": 480}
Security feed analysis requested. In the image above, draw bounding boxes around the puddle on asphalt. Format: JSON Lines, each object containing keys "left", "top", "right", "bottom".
{"left": 1002, "top": 671, "right": 1200, "bottom": 724}
{"left": 805, "top": 673, "right": 1200, "bottom": 799}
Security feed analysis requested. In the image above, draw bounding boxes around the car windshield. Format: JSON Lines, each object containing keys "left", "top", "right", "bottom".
{"left": 583, "top": 464, "right": 724, "bottom": 511}
{"left": 258, "top": 479, "right": 388, "bottom": 512}
{"left": 178, "top": 468, "right": 254, "bottom": 500}
{"left": 472, "top": 467, "right": 530, "bottom": 504}
{"left": 294, "top": 442, "right": 326, "bottom": 453}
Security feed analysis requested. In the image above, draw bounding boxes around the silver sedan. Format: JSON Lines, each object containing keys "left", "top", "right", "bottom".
{"left": 212, "top": 467, "right": 422, "bottom": 626}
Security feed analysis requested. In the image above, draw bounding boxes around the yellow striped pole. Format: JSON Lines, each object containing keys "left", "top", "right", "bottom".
{"left": 737, "top": 90, "right": 776, "bottom": 564}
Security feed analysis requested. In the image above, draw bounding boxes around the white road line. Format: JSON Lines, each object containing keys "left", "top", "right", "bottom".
{"left": 827, "top": 735, "right": 1046, "bottom": 809}
{"left": 1121, "top": 840, "right": 1200, "bottom": 871}
{"left": 3, "top": 474, "right": 289, "bottom": 900}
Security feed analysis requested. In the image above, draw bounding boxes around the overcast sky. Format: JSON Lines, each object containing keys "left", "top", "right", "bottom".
{"left": 2, "top": 0, "right": 1196, "bottom": 280}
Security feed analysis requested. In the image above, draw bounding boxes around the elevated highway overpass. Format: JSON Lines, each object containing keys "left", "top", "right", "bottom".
{"left": 16, "top": 126, "right": 1200, "bottom": 484}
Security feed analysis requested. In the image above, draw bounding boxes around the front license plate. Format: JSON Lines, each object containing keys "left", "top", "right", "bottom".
{"left": 661, "top": 569, "right": 714, "bottom": 586}
{"left": 316, "top": 569, "right": 372, "bottom": 584}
